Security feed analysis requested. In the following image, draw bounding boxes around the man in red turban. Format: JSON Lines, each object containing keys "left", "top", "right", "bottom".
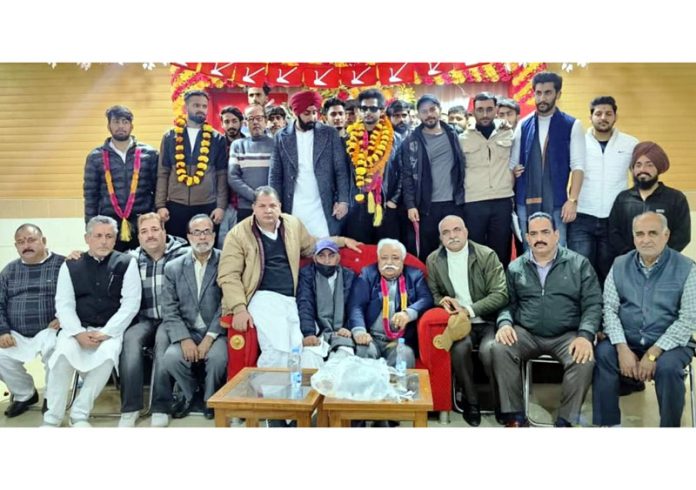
{"left": 608, "top": 141, "right": 690, "bottom": 256}
{"left": 268, "top": 90, "right": 351, "bottom": 238}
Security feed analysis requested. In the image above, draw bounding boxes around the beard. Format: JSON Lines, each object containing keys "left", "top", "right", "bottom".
{"left": 192, "top": 242, "right": 213, "bottom": 254}
{"left": 393, "top": 122, "right": 409, "bottom": 135}
{"left": 298, "top": 118, "right": 315, "bottom": 131}
{"left": 422, "top": 117, "right": 439, "bottom": 129}
{"left": 634, "top": 174, "right": 659, "bottom": 190}
{"left": 189, "top": 113, "right": 206, "bottom": 125}
{"left": 111, "top": 132, "right": 130, "bottom": 142}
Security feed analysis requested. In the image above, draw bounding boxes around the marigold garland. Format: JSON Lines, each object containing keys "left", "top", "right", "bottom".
{"left": 345, "top": 115, "right": 394, "bottom": 226}
{"left": 173, "top": 117, "right": 213, "bottom": 187}
{"left": 103, "top": 148, "right": 141, "bottom": 242}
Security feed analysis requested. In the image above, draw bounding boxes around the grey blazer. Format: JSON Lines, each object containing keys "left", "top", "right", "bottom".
{"left": 268, "top": 122, "right": 350, "bottom": 236}
{"left": 161, "top": 248, "right": 224, "bottom": 343}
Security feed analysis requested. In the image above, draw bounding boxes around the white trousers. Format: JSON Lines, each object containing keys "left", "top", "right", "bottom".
{"left": 248, "top": 291, "right": 303, "bottom": 368}
{"left": 43, "top": 355, "right": 114, "bottom": 426}
{"left": 300, "top": 342, "right": 354, "bottom": 369}
{"left": 0, "top": 329, "right": 57, "bottom": 401}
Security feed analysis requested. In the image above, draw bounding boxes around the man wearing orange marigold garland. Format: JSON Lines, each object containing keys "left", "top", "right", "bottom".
{"left": 269, "top": 90, "right": 350, "bottom": 237}
{"left": 155, "top": 90, "right": 228, "bottom": 241}
{"left": 401, "top": 94, "right": 467, "bottom": 261}
{"left": 344, "top": 89, "right": 403, "bottom": 246}
{"left": 84, "top": 105, "right": 159, "bottom": 252}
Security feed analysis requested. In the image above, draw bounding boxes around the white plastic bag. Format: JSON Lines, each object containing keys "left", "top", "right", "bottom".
{"left": 310, "top": 355, "right": 399, "bottom": 401}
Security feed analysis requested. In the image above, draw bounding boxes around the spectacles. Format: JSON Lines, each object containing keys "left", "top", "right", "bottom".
{"left": 247, "top": 116, "right": 266, "bottom": 123}
{"left": 359, "top": 106, "right": 382, "bottom": 113}
{"left": 189, "top": 229, "right": 214, "bottom": 237}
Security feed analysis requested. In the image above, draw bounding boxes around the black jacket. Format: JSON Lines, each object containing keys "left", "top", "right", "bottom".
{"left": 608, "top": 182, "right": 691, "bottom": 255}
{"left": 400, "top": 123, "right": 466, "bottom": 213}
{"left": 83, "top": 138, "right": 159, "bottom": 223}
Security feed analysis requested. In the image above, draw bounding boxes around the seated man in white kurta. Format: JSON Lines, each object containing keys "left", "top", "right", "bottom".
{"left": 42, "top": 216, "right": 141, "bottom": 427}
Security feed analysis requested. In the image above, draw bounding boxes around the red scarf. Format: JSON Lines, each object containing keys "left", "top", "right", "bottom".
{"left": 380, "top": 275, "right": 408, "bottom": 339}
{"left": 102, "top": 147, "right": 141, "bottom": 242}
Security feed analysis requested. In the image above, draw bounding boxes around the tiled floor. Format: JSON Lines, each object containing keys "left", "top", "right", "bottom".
{"left": 2, "top": 358, "right": 694, "bottom": 428}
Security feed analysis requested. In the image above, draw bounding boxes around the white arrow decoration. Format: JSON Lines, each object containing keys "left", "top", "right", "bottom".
{"left": 276, "top": 67, "right": 298, "bottom": 84}
{"left": 210, "top": 62, "right": 234, "bottom": 77}
{"left": 351, "top": 66, "right": 371, "bottom": 85}
{"left": 388, "top": 63, "right": 408, "bottom": 83}
{"left": 427, "top": 63, "right": 442, "bottom": 76}
{"left": 313, "top": 67, "right": 333, "bottom": 86}
{"left": 242, "top": 66, "right": 266, "bottom": 84}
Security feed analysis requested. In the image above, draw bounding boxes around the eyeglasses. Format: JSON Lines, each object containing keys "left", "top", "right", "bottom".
{"left": 189, "top": 229, "right": 214, "bottom": 237}
{"left": 359, "top": 106, "right": 382, "bottom": 113}
{"left": 247, "top": 116, "right": 266, "bottom": 123}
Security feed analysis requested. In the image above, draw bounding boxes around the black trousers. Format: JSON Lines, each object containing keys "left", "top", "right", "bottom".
{"left": 411, "top": 201, "right": 465, "bottom": 261}
{"left": 463, "top": 197, "right": 513, "bottom": 268}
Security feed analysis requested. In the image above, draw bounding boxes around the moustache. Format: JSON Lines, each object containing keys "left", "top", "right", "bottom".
{"left": 447, "top": 238, "right": 461, "bottom": 244}
{"left": 381, "top": 264, "right": 399, "bottom": 271}
{"left": 534, "top": 241, "right": 548, "bottom": 247}
{"left": 22, "top": 248, "right": 34, "bottom": 254}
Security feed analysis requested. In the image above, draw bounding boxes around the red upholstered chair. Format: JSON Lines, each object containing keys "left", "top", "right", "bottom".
{"left": 223, "top": 244, "right": 453, "bottom": 417}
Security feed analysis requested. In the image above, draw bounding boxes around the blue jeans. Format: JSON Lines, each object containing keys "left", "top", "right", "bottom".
{"left": 516, "top": 204, "right": 566, "bottom": 250}
{"left": 592, "top": 340, "right": 693, "bottom": 427}
{"left": 567, "top": 213, "right": 615, "bottom": 284}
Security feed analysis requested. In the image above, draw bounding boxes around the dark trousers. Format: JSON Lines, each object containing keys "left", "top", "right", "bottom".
{"left": 412, "top": 201, "right": 465, "bottom": 261}
{"left": 110, "top": 218, "right": 139, "bottom": 252}
{"left": 165, "top": 201, "right": 217, "bottom": 241}
{"left": 119, "top": 319, "right": 174, "bottom": 413}
{"left": 451, "top": 322, "right": 496, "bottom": 406}
{"left": 567, "top": 213, "right": 615, "bottom": 285}
{"left": 491, "top": 328, "right": 594, "bottom": 424}
{"left": 592, "top": 340, "right": 693, "bottom": 427}
{"left": 236, "top": 208, "right": 253, "bottom": 223}
{"left": 463, "top": 198, "right": 513, "bottom": 268}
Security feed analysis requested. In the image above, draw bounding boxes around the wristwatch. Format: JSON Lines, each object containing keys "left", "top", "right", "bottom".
{"left": 647, "top": 353, "right": 657, "bottom": 362}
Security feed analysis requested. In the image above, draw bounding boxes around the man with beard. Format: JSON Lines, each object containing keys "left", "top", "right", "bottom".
{"left": 0, "top": 224, "right": 63, "bottom": 418}
{"left": 401, "top": 94, "right": 467, "bottom": 261}
{"left": 266, "top": 105, "right": 288, "bottom": 136}
{"left": 155, "top": 90, "right": 228, "bottom": 241}
{"left": 496, "top": 98, "right": 521, "bottom": 130}
{"left": 43, "top": 216, "right": 141, "bottom": 427}
{"left": 447, "top": 105, "right": 470, "bottom": 135}
{"left": 425, "top": 215, "right": 508, "bottom": 426}
{"left": 345, "top": 99, "right": 360, "bottom": 127}
{"left": 344, "top": 88, "right": 403, "bottom": 245}
{"left": 322, "top": 97, "right": 347, "bottom": 138}
{"left": 608, "top": 142, "right": 690, "bottom": 255}
{"left": 269, "top": 90, "right": 350, "bottom": 237}
{"left": 386, "top": 99, "right": 413, "bottom": 139}
{"left": 161, "top": 214, "right": 226, "bottom": 420}
{"left": 220, "top": 106, "right": 244, "bottom": 147}
{"left": 296, "top": 239, "right": 362, "bottom": 368}
{"left": 83, "top": 105, "right": 159, "bottom": 251}
{"left": 509, "top": 72, "right": 585, "bottom": 247}
{"left": 118, "top": 213, "right": 188, "bottom": 427}
{"left": 567, "top": 96, "right": 638, "bottom": 284}
{"left": 229, "top": 104, "right": 275, "bottom": 223}
{"left": 349, "top": 238, "right": 433, "bottom": 367}
{"left": 459, "top": 92, "right": 515, "bottom": 267}
{"left": 492, "top": 212, "right": 601, "bottom": 427}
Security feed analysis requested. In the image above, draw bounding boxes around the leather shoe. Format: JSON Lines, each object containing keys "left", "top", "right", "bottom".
{"left": 41, "top": 399, "right": 48, "bottom": 415}
{"left": 4, "top": 390, "right": 38, "bottom": 418}
{"left": 204, "top": 408, "right": 215, "bottom": 420}
{"left": 171, "top": 397, "right": 193, "bottom": 419}
{"left": 462, "top": 403, "right": 481, "bottom": 427}
{"left": 505, "top": 418, "right": 530, "bottom": 428}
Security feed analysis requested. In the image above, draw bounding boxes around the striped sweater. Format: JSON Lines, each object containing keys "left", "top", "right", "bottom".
{"left": 227, "top": 135, "right": 275, "bottom": 209}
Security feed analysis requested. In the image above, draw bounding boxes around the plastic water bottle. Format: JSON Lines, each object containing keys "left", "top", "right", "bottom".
{"left": 395, "top": 338, "right": 407, "bottom": 391}
{"left": 288, "top": 346, "right": 302, "bottom": 398}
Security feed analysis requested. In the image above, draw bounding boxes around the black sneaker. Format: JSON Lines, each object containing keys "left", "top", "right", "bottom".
{"left": 4, "top": 390, "right": 38, "bottom": 418}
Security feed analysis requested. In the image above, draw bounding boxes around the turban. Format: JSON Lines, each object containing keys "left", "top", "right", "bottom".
{"left": 289, "top": 90, "right": 322, "bottom": 115}
{"left": 631, "top": 141, "right": 670, "bottom": 174}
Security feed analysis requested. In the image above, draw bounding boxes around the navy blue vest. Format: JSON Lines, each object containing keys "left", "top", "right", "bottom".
{"left": 516, "top": 110, "right": 575, "bottom": 207}
{"left": 66, "top": 251, "right": 133, "bottom": 328}
{"left": 612, "top": 248, "right": 693, "bottom": 347}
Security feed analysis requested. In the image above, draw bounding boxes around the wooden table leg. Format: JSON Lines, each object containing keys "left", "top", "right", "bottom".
{"left": 214, "top": 410, "right": 228, "bottom": 428}
{"left": 414, "top": 412, "right": 428, "bottom": 428}
{"left": 316, "top": 408, "right": 328, "bottom": 427}
{"left": 246, "top": 417, "right": 259, "bottom": 427}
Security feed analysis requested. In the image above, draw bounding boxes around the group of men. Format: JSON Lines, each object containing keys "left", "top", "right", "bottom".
{"left": 1, "top": 70, "right": 694, "bottom": 428}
